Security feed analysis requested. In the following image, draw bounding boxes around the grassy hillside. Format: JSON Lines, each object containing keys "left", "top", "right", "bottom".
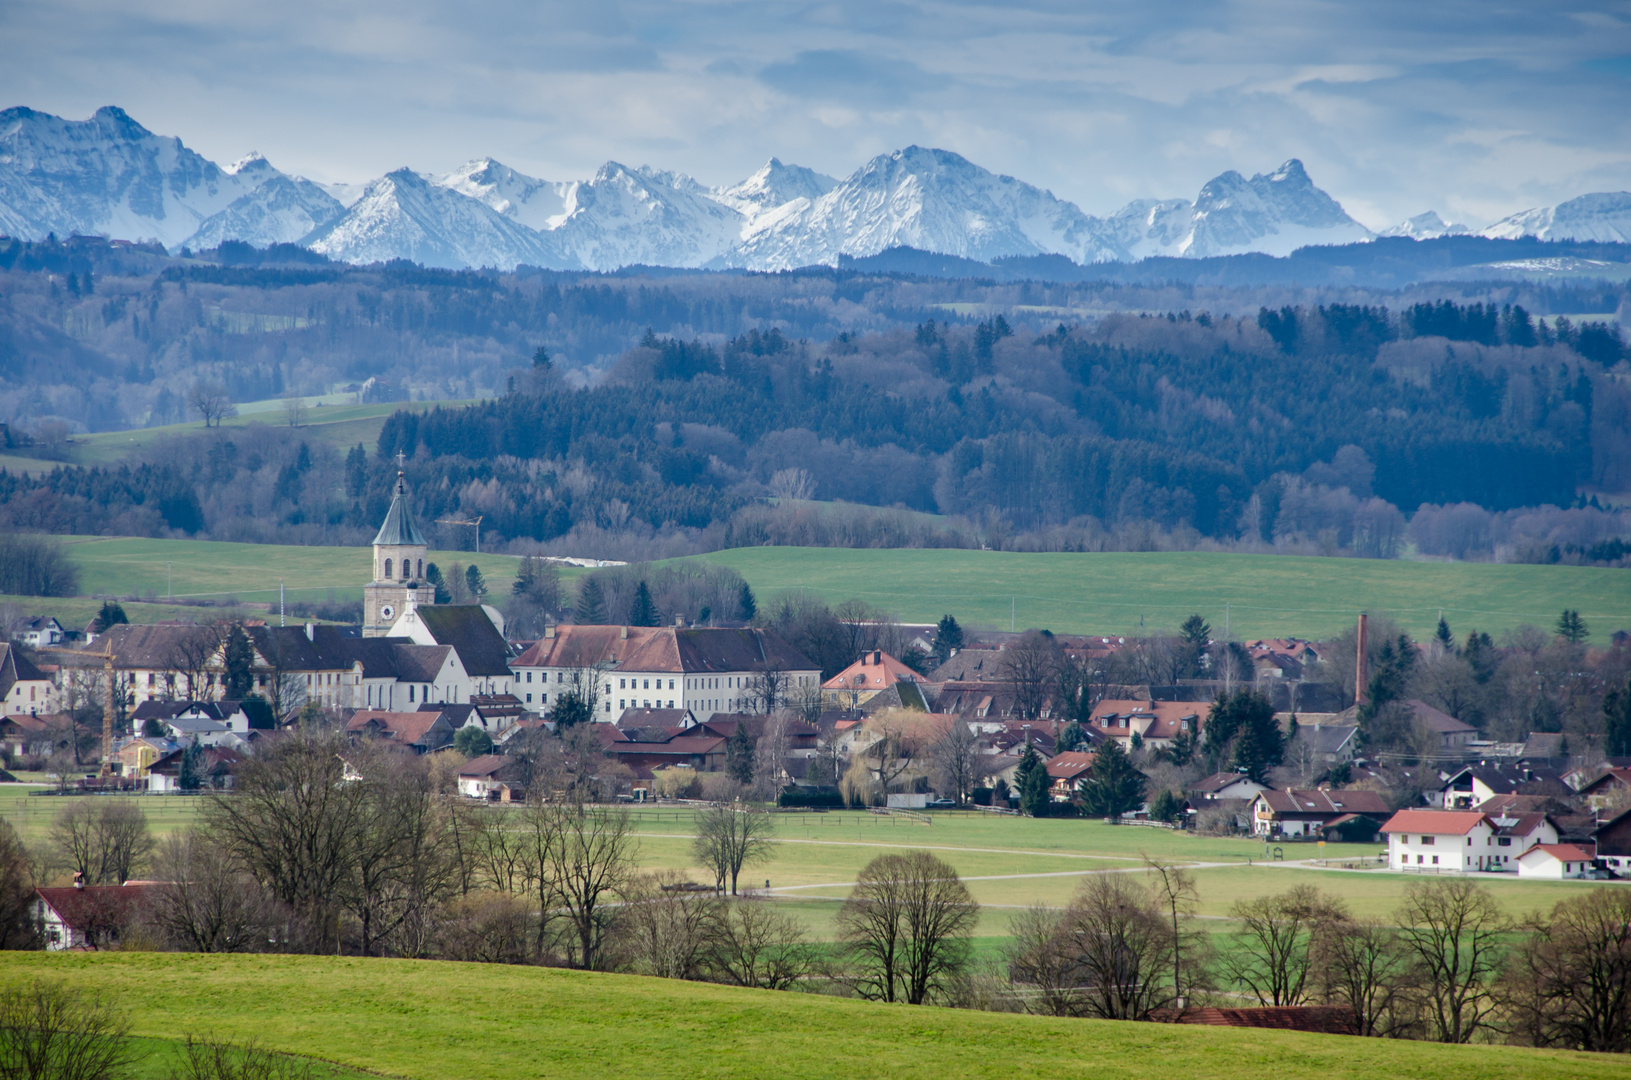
{"left": 43, "top": 535, "right": 530, "bottom": 606}
{"left": 695, "top": 546, "right": 1631, "bottom": 639}
{"left": 2, "top": 953, "right": 1623, "bottom": 1080}
{"left": 0, "top": 399, "right": 470, "bottom": 475}
{"left": 35, "top": 536, "right": 1628, "bottom": 641}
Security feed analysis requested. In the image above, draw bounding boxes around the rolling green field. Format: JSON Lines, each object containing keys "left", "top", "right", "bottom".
{"left": 27, "top": 536, "right": 1628, "bottom": 640}
{"left": 0, "top": 399, "right": 471, "bottom": 475}
{"left": 2, "top": 952, "right": 1625, "bottom": 1080}
{"left": 694, "top": 546, "right": 1630, "bottom": 639}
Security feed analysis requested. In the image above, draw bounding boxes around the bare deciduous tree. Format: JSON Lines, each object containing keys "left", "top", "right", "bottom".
{"left": 0, "top": 818, "right": 38, "bottom": 949}
{"left": 836, "top": 851, "right": 978, "bottom": 1005}
{"left": 51, "top": 801, "right": 154, "bottom": 886}
{"left": 999, "top": 630, "right": 1062, "bottom": 719}
{"left": 1222, "top": 884, "right": 1346, "bottom": 1006}
{"left": 1057, "top": 874, "right": 1176, "bottom": 1020}
{"left": 1311, "top": 917, "right": 1413, "bottom": 1037}
{"left": 0, "top": 979, "right": 133, "bottom": 1080}
{"left": 1144, "top": 856, "right": 1207, "bottom": 1006}
{"left": 1397, "top": 878, "right": 1508, "bottom": 1044}
{"left": 705, "top": 898, "right": 819, "bottom": 990}
{"left": 621, "top": 871, "right": 720, "bottom": 980}
{"left": 692, "top": 803, "right": 776, "bottom": 895}
{"left": 1005, "top": 903, "right": 1090, "bottom": 1016}
{"left": 149, "top": 830, "right": 277, "bottom": 953}
{"left": 1501, "top": 887, "right": 1631, "bottom": 1052}
{"left": 187, "top": 382, "right": 237, "bottom": 428}
{"left": 930, "top": 719, "right": 982, "bottom": 805}
{"left": 205, "top": 733, "right": 365, "bottom": 952}
{"left": 526, "top": 801, "right": 637, "bottom": 969}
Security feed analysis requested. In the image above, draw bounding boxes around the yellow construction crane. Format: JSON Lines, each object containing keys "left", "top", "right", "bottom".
{"left": 38, "top": 641, "right": 120, "bottom": 776}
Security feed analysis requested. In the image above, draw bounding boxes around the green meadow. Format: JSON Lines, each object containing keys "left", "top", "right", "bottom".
{"left": 17, "top": 535, "right": 1626, "bottom": 640}
{"left": 2, "top": 952, "right": 1626, "bottom": 1080}
{"left": 692, "top": 546, "right": 1631, "bottom": 640}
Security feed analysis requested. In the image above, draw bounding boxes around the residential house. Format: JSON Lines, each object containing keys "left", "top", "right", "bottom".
{"left": 1044, "top": 751, "right": 1097, "bottom": 802}
{"left": 1591, "top": 807, "right": 1631, "bottom": 873}
{"left": 1088, "top": 700, "right": 1202, "bottom": 749}
{"left": 1, "top": 643, "right": 54, "bottom": 717}
{"left": 1578, "top": 768, "right": 1631, "bottom": 812}
{"left": 1485, "top": 811, "right": 1560, "bottom": 867}
{"left": 456, "top": 754, "right": 528, "bottom": 800}
{"left": 1290, "top": 722, "right": 1358, "bottom": 765}
{"left": 10, "top": 616, "right": 64, "bottom": 648}
{"left": 0, "top": 712, "right": 64, "bottom": 757}
{"left": 1403, "top": 700, "right": 1478, "bottom": 749}
{"left": 1251, "top": 788, "right": 1391, "bottom": 838}
{"left": 147, "top": 745, "right": 240, "bottom": 792}
{"left": 822, "top": 650, "right": 923, "bottom": 709}
{"left": 344, "top": 710, "right": 457, "bottom": 754}
{"left": 1515, "top": 844, "right": 1599, "bottom": 879}
{"left": 1188, "top": 773, "right": 1269, "bottom": 803}
{"left": 1381, "top": 809, "right": 1504, "bottom": 871}
{"left": 1434, "top": 763, "right": 1567, "bottom": 809}
{"left": 692, "top": 714, "right": 820, "bottom": 755}
{"left": 131, "top": 700, "right": 251, "bottom": 746}
{"left": 934, "top": 681, "right": 1024, "bottom": 721}
{"left": 35, "top": 884, "right": 160, "bottom": 950}
{"left": 114, "top": 736, "right": 177, "bottom": 779}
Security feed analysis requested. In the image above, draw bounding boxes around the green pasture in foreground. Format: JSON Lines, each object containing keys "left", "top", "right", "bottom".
{"left": 3, "top": 953, "right": 1624, "bottom": 1080}
{"left": 39, "top": 535, "right": 1629, "bottom": 641}
{"left": 695, "top": 546, "right": 1631, "bottom": 640}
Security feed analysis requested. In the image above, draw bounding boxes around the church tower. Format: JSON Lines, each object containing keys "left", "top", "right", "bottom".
{"left": 363, "top": 463, "right": 435, "bottom": 637}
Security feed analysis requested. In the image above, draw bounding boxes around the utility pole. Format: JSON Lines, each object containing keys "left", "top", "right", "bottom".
{"left": 280, "top": 580, "right": 286, "bottom": 627}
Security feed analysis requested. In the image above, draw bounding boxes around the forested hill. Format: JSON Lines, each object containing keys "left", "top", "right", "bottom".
{"left": 364, "top": 303, "right": 1625, "bottom": 558}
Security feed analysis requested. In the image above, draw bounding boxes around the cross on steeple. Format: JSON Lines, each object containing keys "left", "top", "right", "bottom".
{"left": 395, "top": 450, "right": 407, "bottom": 470}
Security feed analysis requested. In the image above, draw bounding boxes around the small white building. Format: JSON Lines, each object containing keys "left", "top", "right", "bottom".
{"left": 10, "top": 616, "right": 64, "bottom": 648}
{"left": 1380, "top": 809, "right": 1501, "bottom": 871}
{"left": 1516, "top": 843, "right": 1598, "bottom": 879}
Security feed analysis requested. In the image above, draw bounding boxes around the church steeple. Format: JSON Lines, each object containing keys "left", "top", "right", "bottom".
{"left": 363, "top": 458, "right": 435, "bottom": 637}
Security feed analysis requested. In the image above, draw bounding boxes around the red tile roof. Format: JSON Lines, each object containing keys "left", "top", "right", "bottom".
{"left": 36, "top": 884, "right": 160, "bottom": 932}
{"left": 1519, "top": 843, "right": 1596, "bottom": 863}
{"left": 1044, "top": 751, "right": 1096, "bottom": 781}
{"left": 823, "top": 650, "right": 920, "bottom": 691}
{"left": 1381, "top": 809, "right": 1492, "bottom": 835}
{"left": 1256, "top": 788, "right": 1390, "bottom": 817}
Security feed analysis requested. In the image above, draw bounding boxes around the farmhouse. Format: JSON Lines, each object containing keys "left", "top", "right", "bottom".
{"left": 344, "top": 709, "right": 458, "bottom": 754}
{"left": 1578, "top": 767, "right": 1631, "bottom": 811}
{"left": 1591, "top": 806, "right": 1631, "bottom": 872}
{"left": 9, "top": 615, "right": 64, "bottom": 648}
{"left": 1434, "top": 763, "right": 1566, "bottom": 809}
{"left": 1044, "top": 751, "right": 1097, "bottom": 801}
{"left": 457, "top": 754, "right": 528, "bottom": 800}
{"left": 1188, "top": 772, "right": 1269, "bottom": 802}
{"left": 35, "top": 884, "right": 160, "bottom": 950}
{"left": 1250, "top": 788, "right": 1390, "bottom": 838}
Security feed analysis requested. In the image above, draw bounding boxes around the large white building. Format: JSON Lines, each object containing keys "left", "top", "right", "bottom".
{"left": 1379, "top": 808, "right": 1557, "bottom": 872}
{"left": 511, "top": 622, "right": 820, "bottom": 722}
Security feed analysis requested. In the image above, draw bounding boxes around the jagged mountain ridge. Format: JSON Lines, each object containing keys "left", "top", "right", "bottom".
{"left": 3, "top": 105, "right": 1628, "bottom": 272}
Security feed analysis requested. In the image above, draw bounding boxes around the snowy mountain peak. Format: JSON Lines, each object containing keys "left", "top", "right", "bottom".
{"left": 1380, "top": 211, "right": 1472, "bottom": 239}
{"left": 715, "top": 157, "right": 839, "bottom": 216}
{"left": 225, "top": 152, "right": 268, "bottom": 175}
{"left": 1482, "top": 191, "right": 1631, "bottom": 244}
{"left": 1183, "top": 159, "right": 1370, "bottom": 257}
{"left": 431, "top": 157, "right": 573, "bottom": 231}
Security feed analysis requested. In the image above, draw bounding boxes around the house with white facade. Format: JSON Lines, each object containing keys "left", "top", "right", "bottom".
{"left": 1381, "top": 809, "right": 1503, "bottom": 871}
{"left": 10, "top": 616, "right": 64, "bottom": 648}
{"left": 0, "top": 644, "right": 54, "bottom": 717}
{"left": 384, "top": 604, "right": 516, "bottom": 701}
{"left": 1516, "top": 843, "right": 1598, "bottom": 879}
{"left": 35, "top": 884, "right": 160, "bottom": 950}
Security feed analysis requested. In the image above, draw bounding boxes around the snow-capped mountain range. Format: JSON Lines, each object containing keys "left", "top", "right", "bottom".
{"left": 3, "top": 105, "right": 1629, "bottom": 272}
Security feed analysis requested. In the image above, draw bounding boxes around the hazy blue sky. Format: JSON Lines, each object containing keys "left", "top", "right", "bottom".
{"left": 5, "top": 0, "right": 1630, "bottom": 228}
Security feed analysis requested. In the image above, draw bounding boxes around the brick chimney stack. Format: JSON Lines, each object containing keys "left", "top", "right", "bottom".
{"left": 1355, "top": 613, "right": 1369, "bottom": 707}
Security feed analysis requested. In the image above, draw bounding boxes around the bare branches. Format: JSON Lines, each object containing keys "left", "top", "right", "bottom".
{"left": 1222, "top": 884, "right": 1347, "bottom": 1007}
{"left": 836, "top": 851, "right": 978, "bottom": 1005}
{"left": 0, "top": 979, "right": 133, "bottom": 1080}
{"left": 1397, "top": 879, "right": 1508, "bottom": 1043}
{"left": 691, "top": 804, "right": 776, "bottom": 895}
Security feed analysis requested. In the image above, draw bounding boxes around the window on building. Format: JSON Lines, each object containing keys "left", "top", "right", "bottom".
{"left": 1420, "top": 836, "right": 1434, "bottom": 845}
{"left": 409, "top": 685, "right": 415, "bottom": 702}
{"left": 1432, "top": 856, "right": 1439, "bottom": 865}
{"left": 384, "top": 558, "right": 392, "bottom": 579}
{"left": 417, "top": 559, "right": 423, "bottom": 578}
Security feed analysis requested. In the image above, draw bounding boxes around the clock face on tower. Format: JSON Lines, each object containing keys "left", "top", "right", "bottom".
{"left": 379, "top": 604, "right": 395, "bottom": 621}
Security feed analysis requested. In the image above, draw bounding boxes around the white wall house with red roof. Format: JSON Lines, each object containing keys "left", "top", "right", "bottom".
{"left": 1380, "top": 809, "right": 1500, "bottom": 871}
{"left": 1515, "top": 843, "right": 1599, "bottom": 879}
